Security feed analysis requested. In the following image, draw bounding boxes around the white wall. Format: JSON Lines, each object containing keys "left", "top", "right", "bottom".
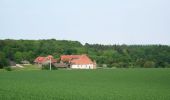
{"left": 71, "top": 64, "right": 94, "bottom": 69}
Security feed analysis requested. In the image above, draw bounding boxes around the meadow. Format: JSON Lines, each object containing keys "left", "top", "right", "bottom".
{"left": 0, "top": 69, "right": 170, "bottom": 100}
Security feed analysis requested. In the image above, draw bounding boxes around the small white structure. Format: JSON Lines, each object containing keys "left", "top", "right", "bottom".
{"left": 71, "top": 64, "right": 94, "bottom": 69}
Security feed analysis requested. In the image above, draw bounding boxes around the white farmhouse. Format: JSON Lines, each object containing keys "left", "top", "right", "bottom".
{"left": 60, "top": 54, "right": 96, "bottom": 69}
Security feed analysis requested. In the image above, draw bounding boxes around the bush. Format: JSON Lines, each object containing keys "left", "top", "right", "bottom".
{"left": 144, "top": 61, "right": 155, "bottom": 68}
{"left": 42, "top": 64, "right": 58, "bottom": 70}
{"left": 96, "top": 64, "right": 103, "bottom": 67}
{"left": 4, "top": 67, "right": 12, "bottom": 71}
{"left": 115, "top": 62, "right": 129, "bottom": 68}
{"left": 107, "top": 64, "right": 113, "bottom": 68}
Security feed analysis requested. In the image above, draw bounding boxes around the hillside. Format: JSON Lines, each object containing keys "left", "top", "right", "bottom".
{"left": 0, "top": 39, "right": 170, "bottom": 68}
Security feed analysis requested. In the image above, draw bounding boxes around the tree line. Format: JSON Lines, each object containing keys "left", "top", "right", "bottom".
{"left": 0, "top": 39, "right": 170, "bottom": 68}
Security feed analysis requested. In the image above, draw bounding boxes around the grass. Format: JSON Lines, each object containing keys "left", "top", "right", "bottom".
{"left": 0, "top": 68, "right": 170, "bottom": 100}
{"left": 22, "top": 64, "right": 41, "bottom": 70}
{"left": 0, "top": 69, "right": 5, "bottom": 72}
{"left": 2, "top": 64, "right": 41, "bottom": 71}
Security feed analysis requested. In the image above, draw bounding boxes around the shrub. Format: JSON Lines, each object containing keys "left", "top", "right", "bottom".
{"left": 42, "top": 64, "right": 58, "bottom": 70}
{"left": 144, "top": 61, "right": 155, "bottom": 68}
{"left": 4, "top": 67, "right": 12, "bottom": 71}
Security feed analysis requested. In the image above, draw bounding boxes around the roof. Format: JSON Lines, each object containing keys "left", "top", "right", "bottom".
{"left": 47, "top": 55, "right": 53, "bottom": 59}
{"left": 34, "top": 57, "right": 46, "bottom": 63}
{"left": 61, "top": 54, "right": 94, "bottom": 65}
{"left": 60, "top": 55, "right": 80, "bottom": 61}
{"left": 34, "top": 55, "right": 57, "bottom": 64}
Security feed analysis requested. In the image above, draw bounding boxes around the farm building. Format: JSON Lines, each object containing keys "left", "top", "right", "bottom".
{"left": 60, "top": 54, "right": 96, "bottom": 69}
{"left": 34, "top": 55, "right": 57, "bottom": 65}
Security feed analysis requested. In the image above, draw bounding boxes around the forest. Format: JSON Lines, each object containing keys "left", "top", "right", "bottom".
{"left": 0, "top": 39, "right": 170, "bottom": 68}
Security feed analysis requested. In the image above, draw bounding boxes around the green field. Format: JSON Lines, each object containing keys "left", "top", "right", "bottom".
{"left": 0, "top": 69, "right": 170, "bottom": 100}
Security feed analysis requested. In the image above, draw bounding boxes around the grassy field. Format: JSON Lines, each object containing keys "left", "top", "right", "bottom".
{"left": 0, "top": 69, "right": 170, "bottom": 100}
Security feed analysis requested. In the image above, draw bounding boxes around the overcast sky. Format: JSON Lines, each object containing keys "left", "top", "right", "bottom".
{"left": 0, "top": 0, "right": 170, "bottom": 45}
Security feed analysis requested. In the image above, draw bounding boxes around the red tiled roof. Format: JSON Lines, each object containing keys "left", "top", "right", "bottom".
{"left": 60, "top": 55, "right": 80, "bottom": 61}
{"left": 34, "top": 57, "right": 46, "bottom": 63}
{"left": 61, "top": 54, "right": 94, "bottom": 65}
{"left": 47, "top": 55, "right": 53, "bottom": 60}
{"left": 34, "top": 55, "right": 57, "bottom": 64}
{"left": 51, "top": 59, "right": 57, "bottom": 63}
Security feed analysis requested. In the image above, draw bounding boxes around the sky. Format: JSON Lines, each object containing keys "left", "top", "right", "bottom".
{"left": 0, "top": 0, "right": 170, "bottom": 45}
